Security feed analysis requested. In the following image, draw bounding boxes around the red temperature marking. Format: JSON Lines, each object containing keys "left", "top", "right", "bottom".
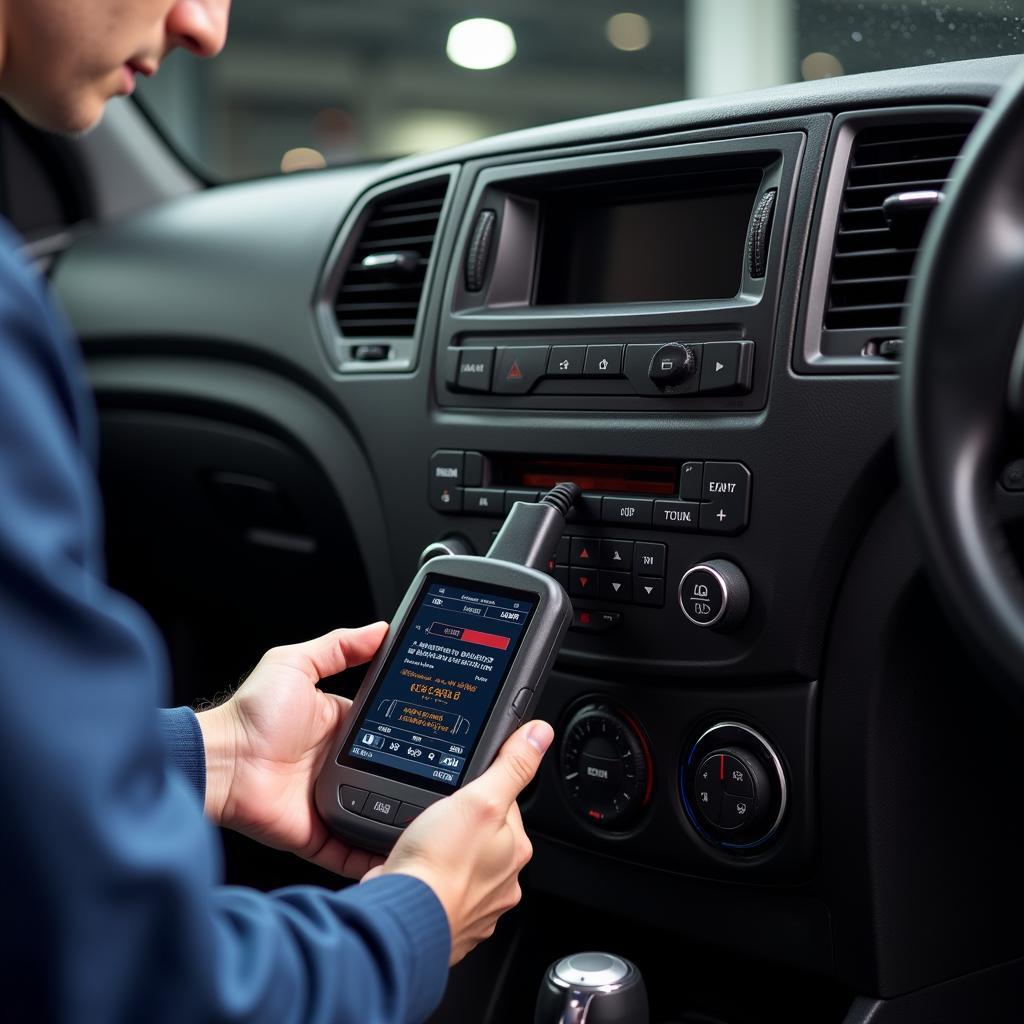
{"left": 461, "top": 628, "right": 511, "bottom": 651}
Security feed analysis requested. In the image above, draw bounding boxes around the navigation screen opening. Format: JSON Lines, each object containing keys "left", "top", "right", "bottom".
{"left": 343, "top": 574, "right": 538, "bottom": 794}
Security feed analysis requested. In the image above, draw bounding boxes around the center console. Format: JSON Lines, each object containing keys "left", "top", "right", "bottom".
{"left": 412, "top": 122, "right": 824, "bottom": 889}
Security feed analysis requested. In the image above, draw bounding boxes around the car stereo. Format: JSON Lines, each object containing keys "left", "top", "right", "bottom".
{"left": 434, "top": 130, "right": 804, "bottom": 412}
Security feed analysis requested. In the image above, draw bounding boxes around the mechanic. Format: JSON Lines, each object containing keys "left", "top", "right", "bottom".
{"left": 0, "top": 2, "right": 554, "bottom": 1021}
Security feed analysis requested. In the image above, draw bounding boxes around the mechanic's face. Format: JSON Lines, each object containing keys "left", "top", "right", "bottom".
{"left": 0, "top": 0, "right": 230, "bottom": 134}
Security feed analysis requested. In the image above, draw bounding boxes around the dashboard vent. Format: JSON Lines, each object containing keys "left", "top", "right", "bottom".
{"left": 824, "top": 122, "right": 973, "bottom": 332}
{"left": 334, "top": 178, "right": 449, "bottom": 338}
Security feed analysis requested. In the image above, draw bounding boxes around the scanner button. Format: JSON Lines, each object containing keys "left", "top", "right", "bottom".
{"left": 511, "top": 687, "right": 534, "bottom": 719}
{"left": 395, "top": 803, "right": 424, "bottom": 828}
{"left": 340, "top": 786, "right": 368, "bottom": 814}
{"left": 365, "top": 794, "right": 399, "bottom": 825}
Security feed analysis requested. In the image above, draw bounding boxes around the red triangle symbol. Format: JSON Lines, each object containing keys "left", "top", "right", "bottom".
{"left": 507, "top": 361, "right": 523, "bottom": 380}
{"left": 579, "top": 576, "right": 590, "bottom": 588}
{"left": 580, "top": 547, "right": 590, "bottom": 560}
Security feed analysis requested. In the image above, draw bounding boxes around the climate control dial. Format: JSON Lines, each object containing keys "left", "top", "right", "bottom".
{"left": 681, "top": 721, "right": 786, "bottom": 850}
{"left": 560, "top": 702, "right": 652, "bottom": 829}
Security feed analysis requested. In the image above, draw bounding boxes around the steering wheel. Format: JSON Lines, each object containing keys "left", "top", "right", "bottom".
{"left": 902, "top": 64, "right": 1024, "bottom": 697}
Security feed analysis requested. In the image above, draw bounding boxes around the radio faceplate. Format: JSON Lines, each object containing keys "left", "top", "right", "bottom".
{"left": 433, "top": 130, "right": 805, "bottom": 413}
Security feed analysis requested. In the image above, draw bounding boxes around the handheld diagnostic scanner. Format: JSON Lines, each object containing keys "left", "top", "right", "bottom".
{"left": 315, "top": 483, "right": 579, "bottom": 852}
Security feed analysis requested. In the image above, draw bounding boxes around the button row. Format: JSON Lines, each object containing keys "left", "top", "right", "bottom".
{"left": 339, "top": 786, "right": 423, "bottom": 827}
{"left": 429, "top": 453, "right": 751, "bottom": 536}
{"left": 340, "top": 786, "right": 423, "bottom": 828}
{"left": 567, "top": 538, "right": 666, "bottom": 575}
{"left": 561, "top": 569, "right": 665, "bottom": 607}
{"left": 450, "top": 341, "right": 753, "bottom": 396}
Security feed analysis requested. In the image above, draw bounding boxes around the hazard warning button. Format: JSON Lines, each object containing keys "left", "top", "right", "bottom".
{"left": 492, "top": 346, "right": 550, "bottom": 395}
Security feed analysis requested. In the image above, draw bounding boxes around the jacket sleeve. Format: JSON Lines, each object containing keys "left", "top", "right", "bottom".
{"left": 158, "top": 707, "right": 207, "bottom": 802}
{"left": 0, "top": 231, "right": 450, "bottom": 1024}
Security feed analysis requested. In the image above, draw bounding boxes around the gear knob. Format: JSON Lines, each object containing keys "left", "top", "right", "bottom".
{"left": 534, "top": 952, "right": 649, "bottom": 1023}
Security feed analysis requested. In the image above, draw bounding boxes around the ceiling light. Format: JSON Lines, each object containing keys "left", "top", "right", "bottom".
{"left": 280, "top": 147, "right": 327, "bottom": 174}
{"left": 606, "top": 12, "right": 651, "bottom": 52}
{"left": 446, "top": 18, "right": 517, "bottom": 70}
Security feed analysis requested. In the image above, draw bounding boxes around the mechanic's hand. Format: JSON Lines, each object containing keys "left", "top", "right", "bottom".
{"left": 362, "top": 720, "right": 553, "bottom": 964}
{"left": 197, "top": 622, "right": 389, "bottom": 878}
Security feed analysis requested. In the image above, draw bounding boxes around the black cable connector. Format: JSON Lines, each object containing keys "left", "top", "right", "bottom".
{"left": 486, "top": 482, "right": 581, "bottom": 572}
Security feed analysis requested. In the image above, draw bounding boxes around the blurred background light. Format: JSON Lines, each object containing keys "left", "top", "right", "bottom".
{"left": 280, "top": 147, "right": 327, "bottom": 173}
{"left": 801, "top": 50, "right": 845, "bottom": 79}
{"left": 606, "top": 12, "right": 652, "bottom": 52}
{"left": 446, "top": 18, "right": 517, "bottom": 70}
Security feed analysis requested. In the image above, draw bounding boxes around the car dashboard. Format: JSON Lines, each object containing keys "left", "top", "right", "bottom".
{"left": 51, "top": 54, "right": 1024, "bottom": 1022}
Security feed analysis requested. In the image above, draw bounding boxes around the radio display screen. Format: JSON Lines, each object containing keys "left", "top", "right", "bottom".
{"left": 535, "top": 177, "right": 760, "bottom": 305}
{"left": 342, "top": 574, "right": 537, "bottom": 794}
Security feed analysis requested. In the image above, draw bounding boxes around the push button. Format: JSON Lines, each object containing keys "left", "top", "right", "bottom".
{"left": 493, "top": 347, "right": 549, "bottom": 394}
{"left": 584, "top": 345, "right": 624, "bottom": 377}
{"left": 600, "top": 539, "right": 634, "bottom": 570}
{"left": 571, "top": 538, "right": 598, "bottom": 567}
{"left": 571, "top": 609, "right": 621, "bottom": 632}
{"left": 600, "top": 571, "right": 632, "bottom": 602}
{"left": 340, "top": 786, "right": 368, "bottom": 814}
{"left": 365, "top": 794, "right": 399, "bottom": 825}
{"left": 548, "top": 346, "right": 586, "bottom": 377}
{"left": 700, "top": 462, "right": 751, "bottom": 535}
{"left": 679, "top": 566, "right": 727, "bottom": 627}
{"left": 456, "top": 347, "right": 495, "bottom": 392}
{"left": 634, "top": 542, "right": 666, "bottom": 577}
{"left": 429, "top": 450, "right": 464, "bottom": 512}
{"left": 602, "top": 497, "right": 653, "bottom": 527}
{"left": 395, "top": 803, "right": 424, "bottom": 828}
{"left": 463, "top": 488, "right": 505, "bottom": 516}
{"left": 511, "top": 687, "right": 534, "bottom": 719}
{"left": 634, "top": 577, "right": 664, "bottom": 607}
{"left": 653, "top": 499, "right": 698, "bottom": 531}
{"left": 464, "top": 451, "right": 485, "bottom": 488}
{"left": 698, "top": 341, "right": 754, "bottom": 395}
{"left": 555, "top": 536, "right": 571, "bottom": 564}
{"left": 570, "top": 568, "right": 599, "bottom": 598}
{"left": 679, "top": 461, "right": 704, "bottom": 501}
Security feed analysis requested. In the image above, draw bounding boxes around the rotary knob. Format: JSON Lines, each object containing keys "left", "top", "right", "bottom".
{"left": 648, "top": 343, "right": 697, "bottom": 388}
{"left": 678, "top": 559, "right": 749, "bottom": 630}
{"left": 681, "top": 721, "right": 787, "bottom": 850}
{"left": 560, "top": 702, "right": 651, "bottom": 829}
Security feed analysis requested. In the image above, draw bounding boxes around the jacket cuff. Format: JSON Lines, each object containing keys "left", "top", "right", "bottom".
{"left": 157, "top": 706, "right": 206, "bottom": 803}
{"left": 355, "top": 874, "right": 451, "bottom": 1021}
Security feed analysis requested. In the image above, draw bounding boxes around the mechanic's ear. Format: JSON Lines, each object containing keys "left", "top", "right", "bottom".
{"left": 166, "top": 0, "right": 231, "bottom": 59}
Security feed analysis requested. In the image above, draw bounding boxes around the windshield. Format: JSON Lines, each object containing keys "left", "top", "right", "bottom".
{"left": 135, "top": 0, "right": 1024, "bottom": 180}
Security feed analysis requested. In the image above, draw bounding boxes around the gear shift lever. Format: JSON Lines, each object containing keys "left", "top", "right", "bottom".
{"left": 534, "top": 952, "right": 649, "bottom": 1023}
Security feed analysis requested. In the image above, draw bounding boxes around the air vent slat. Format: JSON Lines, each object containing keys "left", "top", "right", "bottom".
{"left": 333, "top": 178, "right": 449, "bottom": 338}
{"left": 823, "top": 121, "right": 973, "bottom": 336}
{"left": 357, "top": 234, "right": 438, "bottom": 251}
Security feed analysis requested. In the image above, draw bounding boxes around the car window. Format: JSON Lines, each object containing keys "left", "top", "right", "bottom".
{"left": 135, "top": 0, "right": 1024, "bottom": 181}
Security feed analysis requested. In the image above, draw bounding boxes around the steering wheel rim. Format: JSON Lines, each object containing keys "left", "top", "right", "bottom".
{"left": 902, "top": 63, "right": 1024, "bottom": 697}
